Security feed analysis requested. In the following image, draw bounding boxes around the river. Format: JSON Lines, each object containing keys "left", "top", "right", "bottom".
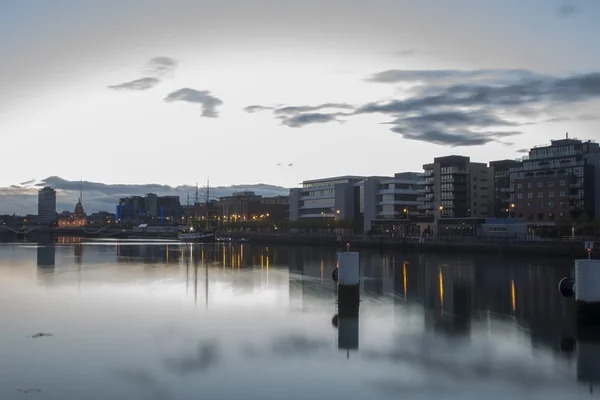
{"left": 0, "top": 238, "right": 595, "bottom": 399}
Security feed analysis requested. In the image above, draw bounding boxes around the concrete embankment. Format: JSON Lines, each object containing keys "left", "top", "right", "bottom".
{"left": 228, "top": 232, "right": 595, "bottom": 258}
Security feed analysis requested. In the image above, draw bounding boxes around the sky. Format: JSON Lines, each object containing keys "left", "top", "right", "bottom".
{"left": 2, "top": 0, "right": 600, "bottom": 190}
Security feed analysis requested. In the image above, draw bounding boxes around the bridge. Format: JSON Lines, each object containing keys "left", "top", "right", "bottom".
{"left": 0, "top": 225, "right": 116, "bottom": 236}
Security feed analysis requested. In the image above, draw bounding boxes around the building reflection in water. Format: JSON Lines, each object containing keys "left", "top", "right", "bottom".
{"left": 36, "top": 242, "right": 56, "bottom": 268}
{"left": 29, "top": 241, "right": 582, "bottom": 378}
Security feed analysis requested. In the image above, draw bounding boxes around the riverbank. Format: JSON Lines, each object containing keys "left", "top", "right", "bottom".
{"left": 227, "top": 231, "right": 595, "bottom": 258}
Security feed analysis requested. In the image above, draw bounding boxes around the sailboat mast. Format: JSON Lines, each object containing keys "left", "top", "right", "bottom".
{"left": 205, "top": 179, "right": 209, "bottom": 229}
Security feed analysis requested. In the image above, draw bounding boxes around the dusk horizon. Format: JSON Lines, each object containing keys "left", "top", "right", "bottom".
{"left": 3, "top": 0, "right": 600, "bottom": 191}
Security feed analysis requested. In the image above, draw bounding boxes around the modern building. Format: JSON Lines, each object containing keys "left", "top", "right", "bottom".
{"left": 37, "top": 186, "right": 57, "bottom": 225}
{"left": 360, "top": 172, "right": 424, "bottom": 235}
{"left": 117, "top": 194, "right": 182, "bottom": 222}
{"left": 509, "top": 136, "right": 600, "bottom": 223}
{"left": 489, "top": 159, "right": 522, "bottom": 218}
{"left": 421, "top": 156, "right": 492, "bottom": 221}
{"left": 288, "top": 176, "right": 365, "bottom": 221}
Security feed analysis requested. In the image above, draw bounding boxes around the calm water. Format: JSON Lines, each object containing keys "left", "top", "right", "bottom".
{"left": 0, "top": 238, "right": 596, "bottom": 399}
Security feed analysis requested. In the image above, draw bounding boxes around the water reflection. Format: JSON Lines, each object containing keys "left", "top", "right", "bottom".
{"left": 0, "top": 240, "right": 592, "bottom": 398}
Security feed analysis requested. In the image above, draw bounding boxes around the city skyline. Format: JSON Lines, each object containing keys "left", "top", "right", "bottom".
{"left": 2, "top": 1, "right": 600, "bottom": 190}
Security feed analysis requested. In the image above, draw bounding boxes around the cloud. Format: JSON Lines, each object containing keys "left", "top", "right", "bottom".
{"left": 516, "top": 149, "right": 529, "bottom": 154}
{"left": 557, "top": 4, "right": 577, "bottom": 16}
{"left": 108, "top": 56, "right": 176, "bottom": 91}
{"left": 245, "top": 69, "right": 600, "bottom": 147}
{"left": 244, "top": 103, "right": 354, "bottom": 127}
{"left": 367, "top": 69, "right": 539, "bottom": 84}
{"left": 108, "top": 77, "right": 160, "bottom": 91}
{"left": 244, "top": 105, "right": 274, "bottom": 113}
{"left": 382, "top": 110, "right": 522, "bottom": 147}
{"left": 164, "top": 88, "right": 223, "bottom": 117}
{"left": 147, "top": 56, "right": 177, "bottom": 76}
{"left": 578, "top": 113, "right": 599, "bottom": 121}
{"left": 0, "top": 176, "right": 290, "bottom": 215}
{"left": 279, "top": 113, "right": 343, "bottom": 128}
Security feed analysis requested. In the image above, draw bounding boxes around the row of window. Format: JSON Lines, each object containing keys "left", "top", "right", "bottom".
{"left": 517, "top": 202, "right": 568, "bottom": 209}
{"left": 516, "top": 191, "right": 568, "bottom": 200}
{"left": 516, "top": 180, "right": 566, "bottom": 189}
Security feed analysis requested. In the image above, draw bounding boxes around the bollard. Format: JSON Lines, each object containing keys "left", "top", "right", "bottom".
{"left": 335, "top": 251, "right": 360, "bottom": 356}
{"left": 337, "top": 252, "right": 359, "bottom": 287}
{"left": 575, "top": 259, "right": 600, "bottom": 325}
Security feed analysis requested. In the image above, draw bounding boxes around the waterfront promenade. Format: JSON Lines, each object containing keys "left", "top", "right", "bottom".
{"left": 0, "top": 225, "right": 595, "bottom": 258}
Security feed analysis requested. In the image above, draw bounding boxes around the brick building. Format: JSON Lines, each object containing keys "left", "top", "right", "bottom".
{"left": 509, "top": 137, "right": 600, "bottom": 223}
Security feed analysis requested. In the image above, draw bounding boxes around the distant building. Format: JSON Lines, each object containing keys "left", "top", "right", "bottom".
{"left": 37, "top": 187, "right": 57, "bottom": 225}
{"left": 509, "top": 136, "right": 600, "bottom": 223}
{"left": 58, "top": 184, "right": 87, "bottom": 227}
{"left": 359, "top": 172, "right": 424, "bottom": 235}
{"left": 489, "top": 159, "right": 522, "bottom": 218}
{"left": 219, "top": 192, "right": 289, "bottom": 222}
{"left": 421, "top": 156, "right": 492, "bottom": 221}
{"left": 117, "top": 194, "right": 181, "bottom": 222}
{"left": 288, "top": 176, "right": 366, "bottom": 221}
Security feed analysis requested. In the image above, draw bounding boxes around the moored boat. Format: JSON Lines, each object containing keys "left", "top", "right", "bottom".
{"left": 178, "top": 230, "right": 215, "bottom": 243}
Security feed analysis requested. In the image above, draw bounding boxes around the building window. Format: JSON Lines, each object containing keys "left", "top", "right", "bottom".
{"left": 548, "top": 181, "right": 554, "bottom": 187}
{"left": 548, "top": 191, "right": 554, "bottom": 198}
{"left": 527, "top": 202, "right": 532, "bottom": 209}
{"left": 559, "top": 191, "right": 566, "bottom": 197}
{"left": 517, "top": 193, "right": 523, "bottom": 200}
{"left": 528, "top": 193, "right": 533, "bottom": 199}
{"left": 560, "top": 180, "right": 566, "bottom": 186}
{"left": 548, "top": 201, "right": 554, "bottom": 208}
{"left": 537, "top": 192, "right": 544, "bottom": 198}
{"left": 537, "top": 182, "right": 544, "bottom": 188}
{"left": 527, "top": 183, "right": 533, "bottom": 189}
{"left": 517, "top": 183, "right": 523, "bottom": 189}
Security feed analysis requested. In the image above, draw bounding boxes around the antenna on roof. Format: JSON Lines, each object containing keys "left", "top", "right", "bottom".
{"left": 566, "top": 132, "right": 569, "bottom": 139}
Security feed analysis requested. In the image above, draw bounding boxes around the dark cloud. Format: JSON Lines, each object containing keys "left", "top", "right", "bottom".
{"left": 279, "top": 112, "right": 342, "bottom": 128}
{"left": 147, "top": 56, "right": 177, "bottom": 76}
{"left": 244, "top": 103, "right": 354, "bottom": 127}
{"left": 516, "top": 149, "right": 529, "bottom": 154}
{"left": 108, "top": 77, "right": 160, "bottom": 91}
{"left": 244, "top": 105, "right": 274, "bottom": 113}
{"left": 0, "top": 177, "right": 289, "bottom": 215}
{"left": 383, "top": 110, "right": 522, "bottom": 147}
{"left": 578, "top": 113, "right": 599, "bottom": 121}
{"left": 557, "top": 4, "right": 577, "bottom": 16}
{"left": 164, "top": 88, "right": 223, "bottom": 117}
{"left": 367, "top": 69, "right": 539, "bottom": 84}
{"left": 391, "top": 128, "right": 520, "bottom": 147}
{"left": 245, "top": 70, "right": 600, "bottom": 147}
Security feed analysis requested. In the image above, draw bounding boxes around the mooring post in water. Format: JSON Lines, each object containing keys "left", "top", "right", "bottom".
{"left": 574, "top": 259, "right": 600, "bottom": 325}
{"left": 334, "top": 251, "right": 360, "bottom": 356}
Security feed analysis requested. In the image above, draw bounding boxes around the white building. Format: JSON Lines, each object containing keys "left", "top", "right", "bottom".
{"left": 288, "top": 176, "right": 366, "bottom": 221}
{"left": 38, "top": 186, "right": 57, "bottom": 224}
{"left": 359, "top": 172, "right": 424, "bottom": 234}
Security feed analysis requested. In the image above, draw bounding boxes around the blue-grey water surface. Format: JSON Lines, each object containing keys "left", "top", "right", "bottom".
{"left": 0, "top": 238, "right": 596, "bottom": 399}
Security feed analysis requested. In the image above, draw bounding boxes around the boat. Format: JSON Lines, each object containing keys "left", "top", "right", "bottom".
{"left": 178, "top": 180, "right": 218, "bottom": 243}
{"left": 178, "top": 229, "right": 215, "bottom": 243}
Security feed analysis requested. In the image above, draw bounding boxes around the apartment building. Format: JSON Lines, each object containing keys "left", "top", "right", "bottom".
{"left": 38, "top": 186, "right": 57, "bottom": 225}
{"left": 509, "top": 137, "right": 600, "bottom": 223}
{"left": 489, "top": 159, "right": 522, "bottom": 218}
{"left": 421, "top": 156, "right": 492, "bottom": 220}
